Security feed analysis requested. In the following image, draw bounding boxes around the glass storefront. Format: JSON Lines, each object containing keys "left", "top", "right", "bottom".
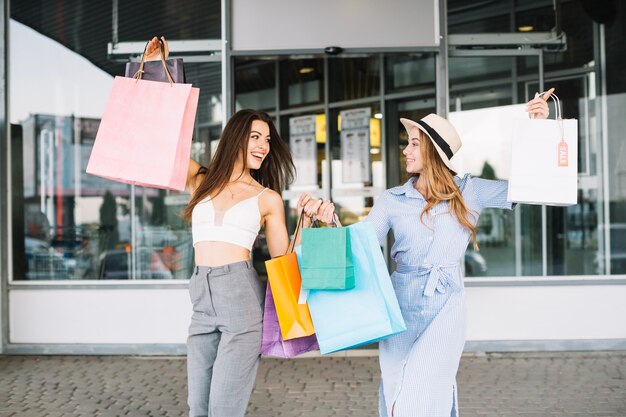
{"left": 9, "top": 2, "right": 222, "bottom": 281}
{"left": 5, "top": 0, "right": 626, "bottom": 284}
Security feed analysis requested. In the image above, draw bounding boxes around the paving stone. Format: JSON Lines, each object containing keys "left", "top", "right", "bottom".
{"left": 1, "top": 352, "right": 625, "bottom": 416}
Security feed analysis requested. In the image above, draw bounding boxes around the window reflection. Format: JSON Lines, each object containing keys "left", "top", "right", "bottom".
{"left": 606, "top": 93, "right": 626, "bottom": 275}
{"left": 9, "top": 0, "right": 625, "bottom": 282}
{"left": 385, "top": 54, "right": 435, "bottom": 93}
{"left": 10, "top": 16, "right": 220, "bottom": 280}
{"left": 329, "top": 57, "right": 380, "bottom": 102}
{"left": 234, "top": 59, "right": 276, "bottom": 111}
{"left": 280, "top": 59, "right": 324, "bottom": 108}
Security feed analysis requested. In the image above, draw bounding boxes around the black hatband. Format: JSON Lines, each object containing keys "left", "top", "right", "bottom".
{"left": 415, "top": 120, "right": 454, "bottom": 160}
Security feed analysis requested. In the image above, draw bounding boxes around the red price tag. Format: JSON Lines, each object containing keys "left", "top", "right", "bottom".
{"left": 558, "top": 141, "right": 569, "bottom": 167}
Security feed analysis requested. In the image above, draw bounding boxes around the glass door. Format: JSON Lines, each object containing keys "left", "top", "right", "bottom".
{"left": 525, "top": 75, "right": 600, "bottom": 276}
{"left": 446, "top": 50, "right": 597, "bottom": 278}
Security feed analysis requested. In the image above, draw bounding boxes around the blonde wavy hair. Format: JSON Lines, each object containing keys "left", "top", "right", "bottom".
{"left": 415, "top": 130, "right": 479, "bottom": 250}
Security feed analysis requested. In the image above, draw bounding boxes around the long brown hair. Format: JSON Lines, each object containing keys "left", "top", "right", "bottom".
{"left": 182, "top": 109, "right": 295, "bottom": 222}
{"left": 415, "top": 131, "right": 479, "bottom": 250}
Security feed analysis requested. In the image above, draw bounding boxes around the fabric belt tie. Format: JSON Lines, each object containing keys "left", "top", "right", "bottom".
{"left": 396, "top": 263, "right": 462, "bottom": 297}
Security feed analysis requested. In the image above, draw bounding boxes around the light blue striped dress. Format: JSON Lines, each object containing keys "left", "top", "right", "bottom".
{"left": 367, "top": 174, "right": 514, "bottom": 417}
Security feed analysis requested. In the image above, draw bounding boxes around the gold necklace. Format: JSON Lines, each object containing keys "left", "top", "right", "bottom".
{"left": 226, "top": 177, "right": 254, "bottom": 199}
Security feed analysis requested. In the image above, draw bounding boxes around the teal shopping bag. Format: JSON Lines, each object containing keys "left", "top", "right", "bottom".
{"left": 302, "top": 221, "right": 406, "bottom": 355}
{"left": 301, "top": 224, "right": 354, "bottom": 290}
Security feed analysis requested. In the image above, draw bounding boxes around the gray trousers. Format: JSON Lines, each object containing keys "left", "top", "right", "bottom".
{"left": 187, "top": 260, "right": 265, "bottom": 417}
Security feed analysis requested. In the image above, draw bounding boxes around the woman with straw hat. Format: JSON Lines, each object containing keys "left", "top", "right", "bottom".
{"left": 329, "top": 90, "right": 554, "bottom": 416}
{"left": 376, "top": 90, "right": 553, "bottom": 416}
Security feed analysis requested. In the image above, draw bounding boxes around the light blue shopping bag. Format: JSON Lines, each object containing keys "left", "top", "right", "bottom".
{"left": 300, "top": 221, "right": 406, "bottom": 354}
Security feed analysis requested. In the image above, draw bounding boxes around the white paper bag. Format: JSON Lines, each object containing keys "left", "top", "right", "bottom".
{"left": 507, "top": 96, "right": 578, "bottom": 206}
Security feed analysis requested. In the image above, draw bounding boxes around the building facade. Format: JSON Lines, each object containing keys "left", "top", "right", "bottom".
{"left": 1, "top": 0, "right": 625, "bottom": 354}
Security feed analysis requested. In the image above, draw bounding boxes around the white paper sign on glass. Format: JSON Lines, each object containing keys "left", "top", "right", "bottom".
{"left": 340, "top": 108, "right": 371, "bottom": 184}
{"left": 289, "top": 115, "right": 318, "bottom": 187}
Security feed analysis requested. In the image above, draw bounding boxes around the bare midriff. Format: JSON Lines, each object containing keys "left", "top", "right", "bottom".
{"left": 194, "top": 241, "right": 252, "bottom": 267}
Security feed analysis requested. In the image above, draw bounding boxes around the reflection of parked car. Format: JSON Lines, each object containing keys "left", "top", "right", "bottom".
{"left": 138, "top": 226, "right": 194, "bottom": 277}
{"left": 24, "top": 237, "right": 72, "bottom": 280}
{"left": 476, "top": 212, "right": 507, "bottom": 246}
{"left": 98, "top": 248, "right": 173, "bottom": 280}
{"left": 465, "top": 250, "right": 488, "bottom": 276}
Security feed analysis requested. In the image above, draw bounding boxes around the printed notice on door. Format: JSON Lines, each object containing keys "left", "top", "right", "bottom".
{"left": 289, "top": 115, "right": 318, "bottom": 187}
{"left": 340, "top": 108, "right": 371, "bottom": 183}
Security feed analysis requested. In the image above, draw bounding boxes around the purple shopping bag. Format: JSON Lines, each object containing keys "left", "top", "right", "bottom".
{"left": 261, "top": 282, "right": 319, "bottom": 358}
{"left": 125, "top": 39, "right": 186, "bottom": 84}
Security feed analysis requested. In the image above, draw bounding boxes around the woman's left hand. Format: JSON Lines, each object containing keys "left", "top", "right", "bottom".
{"left": 526, "top": 87, "right": 555, "bottom": 119}
{"left": 297, "top": 193, "right": 336, "bottom": 226}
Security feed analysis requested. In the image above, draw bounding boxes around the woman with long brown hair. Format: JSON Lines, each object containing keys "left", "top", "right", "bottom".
{"left": 144, "top": 37, "right": 334, "bottom": 417}
{"left": 325, "top": 91, "right": 553, "bottom": 417}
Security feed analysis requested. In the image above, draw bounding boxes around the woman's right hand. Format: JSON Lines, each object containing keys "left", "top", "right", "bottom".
{"left": 144, "top": 36, "right": 169, "bottom": 61}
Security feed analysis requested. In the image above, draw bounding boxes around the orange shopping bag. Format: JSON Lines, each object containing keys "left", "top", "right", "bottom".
{"left": 86, "top": 73, "right": 199, "bottom": 191}
{"left": 265, "top": 211, "right": 315, "bottom": 340}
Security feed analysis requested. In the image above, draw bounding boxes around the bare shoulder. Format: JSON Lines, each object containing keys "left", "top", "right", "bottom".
{"left": 259, "top": 188, "right": 284, "bottom": 215}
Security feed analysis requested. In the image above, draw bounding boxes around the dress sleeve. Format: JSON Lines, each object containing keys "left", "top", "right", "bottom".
{"left": 365, "top": 192, "right": 392, "bottom": 245}
{"left": 471, "top": 177, "right": 515, "bottom": 210}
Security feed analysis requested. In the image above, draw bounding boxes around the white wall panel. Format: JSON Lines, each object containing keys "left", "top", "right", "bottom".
{"left": 10, "top": 289, "right": 191, "bottom": 343}
{"left": 465, "top": 285, "right": 626, "bottom": 341}
{"left": 9, "top": 285, "right": 626, "bottom": 345}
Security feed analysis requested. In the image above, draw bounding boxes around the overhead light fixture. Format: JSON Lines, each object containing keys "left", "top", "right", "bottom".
{"left": 299, "top": 67, "right": 314, "bottom": 74}
{"left": 518, "top": 25, "right": 534, "bottom": 32}
{"left": 374, "top": 113, "right": 383, "bottom": 119}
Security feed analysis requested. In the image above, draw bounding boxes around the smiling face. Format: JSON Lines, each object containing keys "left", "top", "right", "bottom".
{"left": 403, "top": 127, "right": 424, "bottom": 174}
{"left": 246, "top": 120, "right": 271, "bottom": 170}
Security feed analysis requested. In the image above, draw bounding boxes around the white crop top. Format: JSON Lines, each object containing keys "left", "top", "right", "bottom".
{"left": 191, "top": 188, "right": 267, "bottom": 251}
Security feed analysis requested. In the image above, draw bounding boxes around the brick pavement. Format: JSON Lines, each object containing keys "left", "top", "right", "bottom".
{"left": 0, "top": 351, "right": 625, "bottom": 417}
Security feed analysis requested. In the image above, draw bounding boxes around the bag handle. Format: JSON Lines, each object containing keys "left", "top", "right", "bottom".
{"left": 536, "top": 91, "right": 565, "bottom": 142}
{"left": 536, "top": 91, "right": 562, "bottom": 120}
{"left": 311, "top": 212, "right": 340, "bottom": 229}
{"left": 133, "top": 38, "right": 175, "bottom": 85}
{"left": 286, "top": 208, "right": 306, "bottom": 254}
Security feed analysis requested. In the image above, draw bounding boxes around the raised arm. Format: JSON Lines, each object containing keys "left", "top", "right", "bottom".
{"left": 471, "top": 88, "right": 555, "bottom": 209}
{"left": 144, "top": 37, "right": 204, "bottom": 195}
{"left": 186, "top": 158, "right": 205, "bottom": 194}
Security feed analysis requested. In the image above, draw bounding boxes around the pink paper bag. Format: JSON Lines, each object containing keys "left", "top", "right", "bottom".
{"left": 86, "top": 76, "right": 199, "bottom": 191}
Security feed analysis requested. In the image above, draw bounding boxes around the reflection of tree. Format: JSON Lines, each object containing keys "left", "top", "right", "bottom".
{"left": 25, "top": 211, "right": 50, "bottom": 242}
{"left": 337, "top": 208, "right": 360, "bottom": 226}
{"left": 99, "top": 191, "right": 119, "bottom": 249}
{"left": 480, "top": 161, "right": 497, "bottom": 180}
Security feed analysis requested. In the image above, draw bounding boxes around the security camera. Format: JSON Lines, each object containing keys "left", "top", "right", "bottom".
{"left": 324, "top": 46, "right": 343, "bottom": 55}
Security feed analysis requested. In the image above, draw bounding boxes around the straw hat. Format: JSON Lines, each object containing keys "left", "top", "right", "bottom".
{"left": 400, "top": 113, "right": 462, "bottom": 172}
